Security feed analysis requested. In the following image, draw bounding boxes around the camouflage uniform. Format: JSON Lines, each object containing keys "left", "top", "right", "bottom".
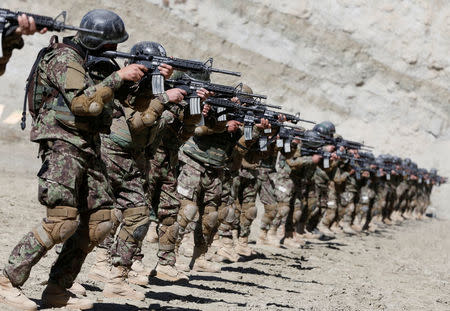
{"left": 177, "top": 122, "right": 261, "bottom": 260}
{"left": 0, "top": 32, "right": 24, "bottom": 76}
{"left": 144, "top": 102, "right": 200, "bottom": 268}
{"left": 285, "top": 149, "right": 318, "bottom": 234}
{"left": 3, "top": 37, "right": 122, "bottom": 289}
{"left": 272, "top": 154, "right": 295, "bottom": 232}
{"left": 237, "top": 151, "right": 279, "bottom": 239}
{"left": 355, "top": 173, "right": 378, "bottom": 230}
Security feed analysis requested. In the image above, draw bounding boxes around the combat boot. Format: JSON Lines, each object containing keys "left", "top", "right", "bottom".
{"left": 192, "top": 254, "right": 221, "bottom": 273}
{"left": 267, "top": 227, "right": 281, "bottom": 247}
{"left": 177, "top": 232, "right": 195, "bottom": 258}
{"left": 0, "top": 275, "right": 37, "bottom": 311}
{"left": 151, "top": 264, "right": 189, "bottom": 282}
{"left": 103, "top": 266, "right": 145, "bottom": 301}
{"left": 256, "top": 229, "right": 269, "bottom": 246}
{"left": 216, "top": 237, "right": 240, "bottom": 262}
{"left": 317, "top": 223, "right": 336, "bottom": 238}
{"left": 282, "top": 237, "right": 301, "bottom": 248}
{"left": 128, "top": 260, "right": 150, "bottom": 286}
{"left": 340, "top": 221, "right": 356, "bottom": 235}
{"left": 88, "top": 248, "right": 110, "bottom": 283}
{"left": 41, "top": 282, "right": 93, "bottom": 310}
{"left": 235, "top": 236, "right": 254, "bottom": 256}
{"left": 330, "top": 222, "right": 343, "bottom": 234}
{"left": 146, "top": 222, "right": 159, "bottom": 243}
{"left": 69, "top": 282, "right": 86, "bottom": 296}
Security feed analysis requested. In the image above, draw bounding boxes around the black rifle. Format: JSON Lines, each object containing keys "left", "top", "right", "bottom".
{"left": 165, "top": 76, "right": 270, "bottom": 116}
{"left": 100, "top": 50, "right": 241, "bottom": 96}
{"left": 0, "top": 9, "right": 103, "bottom": 58}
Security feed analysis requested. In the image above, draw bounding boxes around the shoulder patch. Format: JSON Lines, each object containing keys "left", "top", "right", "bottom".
{"left": 65, "top": 61, "right": 86, "bottom": 90}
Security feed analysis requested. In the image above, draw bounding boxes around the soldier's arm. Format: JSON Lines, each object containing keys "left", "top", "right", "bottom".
{"left": 0, "top": 33, "right": 24, "bottom": 76}
{"left": 45, "top": 49, "right": 124, "bottom": 116}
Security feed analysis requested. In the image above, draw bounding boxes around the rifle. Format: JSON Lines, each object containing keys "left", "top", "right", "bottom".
{"left": 100, "top": 50, "right": 241, "bottom": 96}
{"left": 165, "top": 76, "right": 269, "bottom": 116}
{"left": 0, "top": 9, "right": 103, "bottom": 57}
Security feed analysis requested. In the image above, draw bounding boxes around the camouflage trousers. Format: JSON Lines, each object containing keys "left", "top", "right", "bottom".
{"left": 270, "top": 170, "right": 295, "bottom": 232}
{"left": 177, "top": 153, "right": 223, "bottom": 253}
{"left": 321, "top": 181, "right": 345, "bottom": 227}
{"left": 395, "top": 181, "right": 409, "bottom": 213}
{"left": 99, "top": 136, "right": 149, "bottom": 268}
{"left": 237, "top": 167, "right": 277, "bottom": 237}
{"left": 146, "top": 147, "right": 180, "bottom": 266}
{"left": 288, "top": 179, "right": 317, "bottom": 234}
{"left": 217, "top": 169, "right": 239, "bottom": 238}
{"left": 355, "top": 183, "right": 376, "bottom": 229}
{"left": 4, "top": 139, "right": 114, "bottom": 288}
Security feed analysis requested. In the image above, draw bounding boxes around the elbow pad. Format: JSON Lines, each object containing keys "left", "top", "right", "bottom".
{"left": 71, "top": 86, "right": 113, "bottom": 116}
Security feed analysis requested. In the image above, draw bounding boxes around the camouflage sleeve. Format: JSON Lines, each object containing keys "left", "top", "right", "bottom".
{"left": 45, "top": 48, "right": 123, "bottom": 104}
{"left": 280, "top": 142, "right": 298, "bottom": 159}
{"left": 0, "top": 33, "right": 24, "bottom": 76}
{"left": 286, "top": 149, "right": 314, "bottom": 169}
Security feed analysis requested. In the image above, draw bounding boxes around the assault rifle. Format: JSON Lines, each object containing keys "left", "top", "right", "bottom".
{"left": 0, "top": 9, "right": 103, "bottom": 57}
{"left": 100, "top": 50, "right": 241, "bottom": 96}
{"left": 165, "top": 76, "right": 271, "bottom": 116}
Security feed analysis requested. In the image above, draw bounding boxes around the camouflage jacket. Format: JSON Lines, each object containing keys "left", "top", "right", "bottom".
{"left": 286, "top": 147, "right": 316, "bottom": 183}
{"left": 0, "top": 33, "right": 24, "bottom": 76}
{"left": 30, "top": 37, "right": 123, "bottom": 151}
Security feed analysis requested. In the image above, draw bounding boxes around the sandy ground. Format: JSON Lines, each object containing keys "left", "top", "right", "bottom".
{"left": 0, "top": 131, "right": 449, "bottom": 311}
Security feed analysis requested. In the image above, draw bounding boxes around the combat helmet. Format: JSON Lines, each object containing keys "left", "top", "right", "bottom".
{"left": 313, "top": 121, "right": 335, "bottom": 137}
{"left": 302, "top": 130, "right": 324, "bottom": 149}
{"left": 78, "top": 9, "right": 128, "bottom": 50}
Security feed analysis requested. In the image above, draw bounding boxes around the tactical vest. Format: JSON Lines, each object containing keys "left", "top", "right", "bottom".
{"left": 182, "top": 131, "right": 237, "bottom": 167}
{"left": 24, "top": 36, "right": 113, "bottom": 133}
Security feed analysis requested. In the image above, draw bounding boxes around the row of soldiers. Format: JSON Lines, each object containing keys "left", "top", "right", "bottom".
{"left": 0, "top": 8, "right": 446, "bottom": 311}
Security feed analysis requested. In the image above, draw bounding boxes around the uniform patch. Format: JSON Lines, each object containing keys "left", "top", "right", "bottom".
{"left": 65, "top": 61, "right": 86, "bottom": 90}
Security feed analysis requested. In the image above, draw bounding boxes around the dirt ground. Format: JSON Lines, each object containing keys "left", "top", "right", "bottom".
{"left": 0, "top": 131, "right": 449, "bottom": 311}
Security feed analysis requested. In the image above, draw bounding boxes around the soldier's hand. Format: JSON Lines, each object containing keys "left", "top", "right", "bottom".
{"left": 278, "top": 114, "right": 287, "bottom": 122}
{"left": 256, "top": 118, "right": 270, "bottom": 129}
{"left": 196, "top": 88, "right": 213, "bottom": 102}
{"left": 331, "top": 152, "right": 339, "bottom": 160}
{"left": 117, "top": 64, "right": 147, "bottom": 82}
{"left": 324, "top": 145, "right": 335, "bottom": 153}
{"left": 349, "top": 169, "right": 355, "bottom": 175}
{"left": 158, "top": 63, "right": 173, "bottom": 80}
{"left": 312, "top": 154, "right": 322, "bottom": 164}
{"left": 202, "top": 104, "right": 211, "bottom": 116}
{"left": 231, "top": 97, "right": 241, "bottom": 105}
{"left": 15, "top": 14, "right": 47, "bottom": 35}
{"left": 227, "top": 120, "right": 242, "bottom": 133}
{"left": 166, "top": 88, "right": 187, "bottom": 103}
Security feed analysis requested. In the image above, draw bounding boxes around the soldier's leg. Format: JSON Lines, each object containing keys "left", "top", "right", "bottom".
{"left": 152, "top": 165, "right": 189, "bottom": 281}
{"left": 1, "top": 141, "right": 92, "bottom": 310}
{"left": 339, "top": 191, "right": 357, "bottom": 234}
{"left": 190, "top": 168, "right": 222, "bottom": 272}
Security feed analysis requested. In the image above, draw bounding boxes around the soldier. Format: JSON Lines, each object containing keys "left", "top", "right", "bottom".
{"left": 283, "top": 130, "right": 323, "bottom": 243}
{"left": 85, "top": 41, "right": 191, "bottom": 299}
{"left": 0, "top": 14, "right": 47, "bottom": 76}
{"left": 0, "top": 9, "right": 144, "bottom": 310}
{"left": 144, "top": 70, "right": 211, "bottom": 282}
{"left": 176, "top": 97, "right": 270, "bottom": 272}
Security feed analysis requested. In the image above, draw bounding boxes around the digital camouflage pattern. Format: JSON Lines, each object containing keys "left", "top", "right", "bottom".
{"left": 147, "top": 146, "right": 180, "bottom": 266}
{"left": 100, "top": 135, "right": 148, "bottom": 267}
{"left": 3, "top": 38, "right": 120, "bottom": 290}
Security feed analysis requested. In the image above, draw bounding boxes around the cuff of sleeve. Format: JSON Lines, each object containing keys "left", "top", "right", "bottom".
{"left": 157, "top": 92, "right": 170, "bottom": 104}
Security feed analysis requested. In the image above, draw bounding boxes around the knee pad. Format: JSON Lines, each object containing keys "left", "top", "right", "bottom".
{"left": 327, "top": 200, "right": 336, "bottom": 209}
{"left": 218, "top": 204, "right": 236, "bottom": 225}
{"left": 177, "top": 200, "right": 198, "bottom": 228}
{"left": 159, "top": 222, "right": 180, "bottom": 251}
{"left": 243, "top": 203, "right": 257, "bottom": 221}
{"left": 202, "top": 208, "right": 218, "bottom": 234}
{"left": 293, "top": 209, "right": 302, "bottom": 223}
{"left": 120, "top": 206, "right": 150, "bottom": 242}
{"left": 261, "top": 204, "right": 277, "bottom": 225}
{"left": 278, "top": 204, "right": 290, "bottom": 218}
{"left": 89, "top": 209, "right": 113, "bottom": 244}
{"left": 33, "top": 206, "right": 79, "bottom": 249}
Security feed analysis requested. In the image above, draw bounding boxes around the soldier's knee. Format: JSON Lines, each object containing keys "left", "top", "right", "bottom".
{"left": 177, "top": 200, "right": 198, "bottom": 228}
{"left": 34, "top": 206, "right": 79, "bottom": 249}
{"left": 243, "top": 203, "right": 257, "bottom": 220}
{"left": 203, "top": 206, "right": 219, "bottom": 230}
{"left": 89, "top": 209, "right": 114, "bottom": 244}
{"left": 120, "top": 206, "right": 150, "bottom": 242}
